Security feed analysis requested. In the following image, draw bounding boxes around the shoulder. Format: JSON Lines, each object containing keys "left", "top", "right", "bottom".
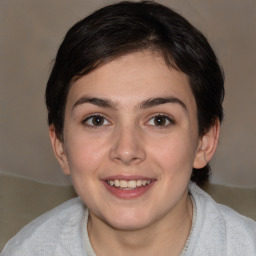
{"left": 1, "top": 197, "right": 87, "bottom": 256}
{"left": 188, "top": 183, "right": 256, "bottom": 255}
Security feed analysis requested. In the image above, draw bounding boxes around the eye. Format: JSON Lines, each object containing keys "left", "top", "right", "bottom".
{"left": 147, "top": 115, "right": 174, "bottom": 127}
{"left": 83, "top": 115, "right": 110, "bottom": 127}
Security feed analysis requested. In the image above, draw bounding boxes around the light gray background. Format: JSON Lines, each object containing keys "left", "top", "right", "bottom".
{"left": 0, "top": 0, "right": 255, "bottom": 187}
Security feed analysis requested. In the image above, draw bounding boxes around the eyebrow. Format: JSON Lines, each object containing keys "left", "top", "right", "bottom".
{"left": 72, "top": 97, "right": 118, "bottom": 110}
{"left": 72, "top": 96, "right": 187, "bottom": 111}
{"left": 138, "top": 97, "right": 187, "bottom": 111}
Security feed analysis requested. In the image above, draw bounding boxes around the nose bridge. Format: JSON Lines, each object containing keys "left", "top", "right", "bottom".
{"left": 110, "top": 121, "right": 145, "bottom": 164}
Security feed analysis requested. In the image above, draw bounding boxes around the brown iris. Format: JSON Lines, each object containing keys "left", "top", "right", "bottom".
{"left": 154, "top": 115, "right": 168, "bottom": 126}
{"left": 91, "top": 115, "right": 105, "bottom": 126}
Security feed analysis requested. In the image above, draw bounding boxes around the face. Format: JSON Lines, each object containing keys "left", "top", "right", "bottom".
{"left": 51, "top": 51, "right": 209, "bottom": 231}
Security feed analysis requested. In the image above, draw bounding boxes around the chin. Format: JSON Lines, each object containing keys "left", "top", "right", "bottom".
{"left": 103, "top": 208, "right": 155, "bottom": 231}
{"left": 109, "top": 219, "right": 151, "bottom": 231}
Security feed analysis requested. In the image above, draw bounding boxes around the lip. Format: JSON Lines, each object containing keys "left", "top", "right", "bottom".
{"left": 101, "top": 175, "right": 156, "bottom": 199}
{"left": 103, "top": 175, "right": 153, "bottom": 181}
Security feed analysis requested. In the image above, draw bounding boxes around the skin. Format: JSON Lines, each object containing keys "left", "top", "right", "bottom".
{"left": 50, "top": 50, "right": 220, "bottom": 256}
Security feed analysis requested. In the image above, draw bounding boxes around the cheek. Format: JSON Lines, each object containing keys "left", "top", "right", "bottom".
{"left": 65, "top": 136, "right": 108, "bottom": 175}
{"left": 149, "top": 133, "right": 197, "bottom": 174}
{"left": 64, "top": 138, "right": 107, "bottom": 203}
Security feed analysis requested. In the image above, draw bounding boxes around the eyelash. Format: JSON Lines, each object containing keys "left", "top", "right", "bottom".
{"left": 82, "top": 114, "right": 111, "bottom": 128}
{"left": 146, "top": 114, "right": 175, "bottom": 128}
{"left": 82, "top": 114, "right": 175, "bottom": 129}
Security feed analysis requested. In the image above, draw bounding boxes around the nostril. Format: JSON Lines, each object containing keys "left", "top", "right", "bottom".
{"left": 110, "top": 149, "right": 145, "bottom": 165}
{"left": 114, "top": 155, "right": 140, "bottom": 165}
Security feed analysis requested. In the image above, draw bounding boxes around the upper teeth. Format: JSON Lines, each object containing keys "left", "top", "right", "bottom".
{"left": 107, "top": 179, "right": 151, "bottom": 189}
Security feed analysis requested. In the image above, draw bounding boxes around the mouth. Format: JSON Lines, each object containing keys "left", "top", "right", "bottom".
{"left": 102, "top": 177, "right": 156, "bottom": 199}
{"left": 106, "top": 179, "right": 152, "bottom": 190}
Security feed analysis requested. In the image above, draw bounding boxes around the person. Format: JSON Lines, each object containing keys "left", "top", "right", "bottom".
{"left": 1, "top": 1, "right": 255, "bottom": 255}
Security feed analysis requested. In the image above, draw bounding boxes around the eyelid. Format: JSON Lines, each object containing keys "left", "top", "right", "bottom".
{"left": 82, "top": 114, "right": 111, "bottom": 128}
{"left": 145, "top": 114, "right": 175, "bottom": 127}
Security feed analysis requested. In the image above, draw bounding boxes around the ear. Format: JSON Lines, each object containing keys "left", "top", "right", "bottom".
{"left": 49, "top": 125, "right": 70, "bottom": 175}
{"left": 193, "top": 119, "right": 220, "bottom": 169}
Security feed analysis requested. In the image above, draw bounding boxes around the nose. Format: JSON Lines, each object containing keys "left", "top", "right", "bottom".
{"left": 110, "top": 125, "right": 146, "bottom": 165}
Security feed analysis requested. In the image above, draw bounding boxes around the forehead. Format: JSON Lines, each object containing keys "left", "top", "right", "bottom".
{"left": 67, "top": 51, "right": 196, "bottom": 112}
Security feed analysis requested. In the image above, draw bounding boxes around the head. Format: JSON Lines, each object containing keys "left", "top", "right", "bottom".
{"left": 45, "top": 1, "right": 224, "bottom": 186}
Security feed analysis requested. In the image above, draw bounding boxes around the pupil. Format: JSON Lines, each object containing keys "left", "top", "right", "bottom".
{"left": 154, "top": 116, "right": 166, "bottom": 126}
{"left": 93, "top": 116, "right": 103, "bottom": 126}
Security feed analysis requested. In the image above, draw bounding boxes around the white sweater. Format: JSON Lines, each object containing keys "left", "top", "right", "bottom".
{"left": 1, "top": 183, "right": 256, "bottom": 256}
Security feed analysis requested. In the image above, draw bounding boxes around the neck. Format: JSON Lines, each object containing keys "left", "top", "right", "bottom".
{"left": 87, "top": 193, "right": 193, "bottom": 256}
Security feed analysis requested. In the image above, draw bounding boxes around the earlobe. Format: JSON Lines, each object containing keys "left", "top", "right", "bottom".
{"left": 49, "top": 125, "right": 70, "bottom": 175}
{"left": 193, "top": 119, "right": 220, "bottom": 169}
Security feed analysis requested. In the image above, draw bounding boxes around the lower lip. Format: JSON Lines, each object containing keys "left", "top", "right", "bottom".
{"left": 102, "top": 181, "right": 156, "bottom": 199}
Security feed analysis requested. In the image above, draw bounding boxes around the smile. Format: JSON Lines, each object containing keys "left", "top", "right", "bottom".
{"left": 107, "top": 179, "right": 152, "bottom": 190}
{"left": 103, "top": 177, "right": 156, "bottom": 199}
